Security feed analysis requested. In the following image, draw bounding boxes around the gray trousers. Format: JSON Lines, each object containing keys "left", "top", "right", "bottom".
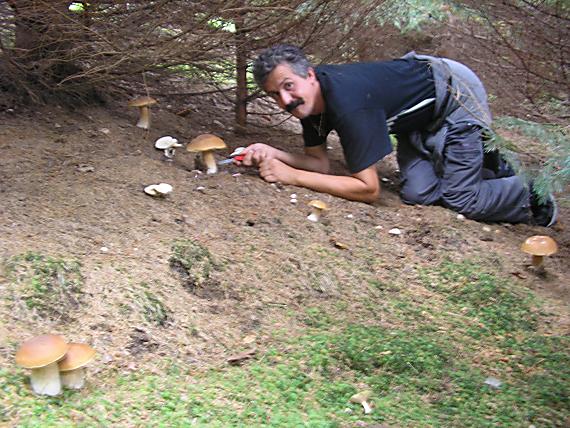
{"left": 396, "top": 60, "right": 531, "bottom": 224}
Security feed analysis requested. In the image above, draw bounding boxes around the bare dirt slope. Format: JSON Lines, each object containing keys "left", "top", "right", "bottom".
{"left": 0, "top": 93, "right": 568, "bottom": 378}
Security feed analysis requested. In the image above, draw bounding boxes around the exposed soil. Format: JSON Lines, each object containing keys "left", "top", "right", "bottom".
{"left": 0, "top": 87, "right": 568, "bottom": 381}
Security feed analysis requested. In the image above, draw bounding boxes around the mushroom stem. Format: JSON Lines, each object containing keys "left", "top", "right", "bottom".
{"left": 30, "top": 362, "right": 61, "bottom": 396}
{"left": 531, "top": 254, "right": 544, "bottom": 267}
{"left": 361, "top": 400, "right": 372, "bottom": 414}
{"left": 202, "top": 151, "right": 217, "bottom": 174}
{"left": 61, "top": 367, "right": 86, "bottom": 389}
{"left": 307, "top": 208, "right": 321, "bottom": 222}
{"left": 136, "top": 106, "right": 151, "bottom": 129}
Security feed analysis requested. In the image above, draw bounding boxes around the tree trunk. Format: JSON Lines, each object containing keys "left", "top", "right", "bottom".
{"left": 234, "top": 9, "right": 248, "bottom": 132}
{"left": 7, "top": 0, "right": 69, "bottom": 58}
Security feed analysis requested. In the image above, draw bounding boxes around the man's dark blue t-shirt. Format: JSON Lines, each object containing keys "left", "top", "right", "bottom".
{"left": 301, "top": 58, "right": 435, "bottom": 173}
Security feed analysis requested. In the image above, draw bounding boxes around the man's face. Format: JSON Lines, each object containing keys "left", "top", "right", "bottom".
{"left": 263, "top": 63, "right": 318, "bottom": 119}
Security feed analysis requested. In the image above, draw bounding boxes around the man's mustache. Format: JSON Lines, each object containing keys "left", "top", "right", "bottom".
{"left": 285, "top": 99, "right": 305, "bottom": 113}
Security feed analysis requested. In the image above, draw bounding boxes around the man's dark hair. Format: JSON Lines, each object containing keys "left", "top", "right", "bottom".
{"left": 253, "top": 44, "right": 312, "bottom": 87}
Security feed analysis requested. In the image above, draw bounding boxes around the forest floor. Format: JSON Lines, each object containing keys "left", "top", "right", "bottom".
{"left": 0, "top": 85, "right": 568, "bottom": 427}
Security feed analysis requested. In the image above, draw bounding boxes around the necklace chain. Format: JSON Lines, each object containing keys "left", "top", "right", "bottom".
{"left": 315, "top": 112, "right": 326, "bottom": 137}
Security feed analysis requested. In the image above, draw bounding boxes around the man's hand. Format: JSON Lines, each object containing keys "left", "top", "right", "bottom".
{"left": 237, "top": 143, "right": 282, "bottom": 167}
{"left": 258, "top": 158, "right": 298, "bottom": 185}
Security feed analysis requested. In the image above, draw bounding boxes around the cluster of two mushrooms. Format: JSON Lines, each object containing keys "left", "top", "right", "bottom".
{"left": 15, "top": 334, "right": 96, "bottom": 396}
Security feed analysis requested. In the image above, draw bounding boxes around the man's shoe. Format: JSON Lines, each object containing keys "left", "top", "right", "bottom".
{"left": 530, "top": 185, "right": 558, "bottom": 227}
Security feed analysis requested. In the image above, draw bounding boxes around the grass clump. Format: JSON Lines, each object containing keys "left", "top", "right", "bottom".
{"left": 4, "top": 251, "right": 83, "bottom": 321}
{"left": 334, "top": 325, "right": 450, "bottom": 377}
{"left": 422, "top": 260, "right": 538, "bottom": 336}
{"left": 135, "top": 286, "right": 169, "bottom": 326}
{"left": 169, "top": 239, "right": 216, "bottom": 291}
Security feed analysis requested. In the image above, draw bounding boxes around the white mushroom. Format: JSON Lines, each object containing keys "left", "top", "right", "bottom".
{"left": 144, "top": 183, "right": 173, "bottom": 197}
{"left": 155, "top": 136, "right": 183, "bottom": 158}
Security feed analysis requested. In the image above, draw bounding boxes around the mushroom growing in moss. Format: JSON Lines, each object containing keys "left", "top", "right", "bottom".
{"left": 186, "top": 134, "right": 227, "bottom": 174}
{"left": 59, "top": 343, "right": 96, "bottom": 389}
{"left": 15, "top": 334, "right": 69, "bottom": 396}
{"left": 350, "top": 390, "right": 373, "bottom": 414}
{"left": 521, "top": 235, "right": 558, "bottom": 268}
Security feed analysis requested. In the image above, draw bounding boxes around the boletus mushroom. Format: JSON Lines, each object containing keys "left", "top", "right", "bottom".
{"left": 349, "top": 390, "right": 373, "bottom": 414}
{"left": 307, "top": 200, "right": 329, "bottom": 222}
{"left": 521, "top": 235, "right": 558, "bottom": 268}
{"left": 128, "top": 96, "right": 157, "bottom": 130}
{"left": 186, "top": 134, "right": 227, "bottom": 174}
{"left": 58, "top": 343, "right": 96, "bottom": 389}
{"left": 15, "top": 334, "right": 69, "bottom": 396}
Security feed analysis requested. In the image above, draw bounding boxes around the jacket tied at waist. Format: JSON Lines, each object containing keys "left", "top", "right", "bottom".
{"left": 400, "top": 52, "right": 493, "bottom": 177}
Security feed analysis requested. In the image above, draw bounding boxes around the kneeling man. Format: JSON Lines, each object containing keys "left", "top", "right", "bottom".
{"left": 238, "top": 44, "right": 556, "bottom": 227}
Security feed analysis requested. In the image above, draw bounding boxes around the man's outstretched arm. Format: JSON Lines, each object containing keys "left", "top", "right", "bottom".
{"left": 239, "top": 142, "right": 381, "bottom": 203}
{"left": 259, "top": 159, "right": 380, "bottom": 203}
{"left": 240, "top": 143, "right": 330, "bottom": 173}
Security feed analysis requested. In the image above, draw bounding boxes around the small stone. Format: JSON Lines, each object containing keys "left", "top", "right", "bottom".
{"left": 290, "top": 198, "right": 297, "bottom": 204}
{"left": 457, "top": 214, "right": 466, "bottom": 220}
{"left": 389, "top": 228, "right": 402, "bottom": 235}
{"left": 346, "top": 214, "right": 354, "bottom": 219}
{"left": 76, "top": 164, "right": 95, "bottom": 173}
{"left": 100, "top": 247, "right": 109, "bottom": 253}
{"left": 484, "top": 377, "right": 502, "bottom": 389}
{"left": 482, "top": 226, "right": 492, "bottom": 232}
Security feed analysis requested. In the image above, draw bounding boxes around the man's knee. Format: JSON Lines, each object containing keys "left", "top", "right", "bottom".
{"left": 401, "top": 180, "right": 441, "bottom": 206}
{"left": 441, "top": 188, "right": 478, "bottom": 215}
{"left": 442, "top": 186, "right": 498, "bottom": 221}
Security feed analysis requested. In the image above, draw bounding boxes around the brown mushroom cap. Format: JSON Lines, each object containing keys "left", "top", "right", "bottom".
{"left": 58, "top": 343, "right": 96, "bottom": 372}
{"left": 521, "top": 235, "right": 558, "bottom": 256}
{"left": 15, "top": 335, "right": 68, "bottom": 369}
{"left": 308, "top": 200, "right": 329, "bottom": 210}
{"left": 128, "top": 96, "right": 157, "bottom": 107}
{"left": 350, "top": 390, "right": 372, "bottom": 403}
{"left": 186, "top": 134, "right": 226, "bottom": 152}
